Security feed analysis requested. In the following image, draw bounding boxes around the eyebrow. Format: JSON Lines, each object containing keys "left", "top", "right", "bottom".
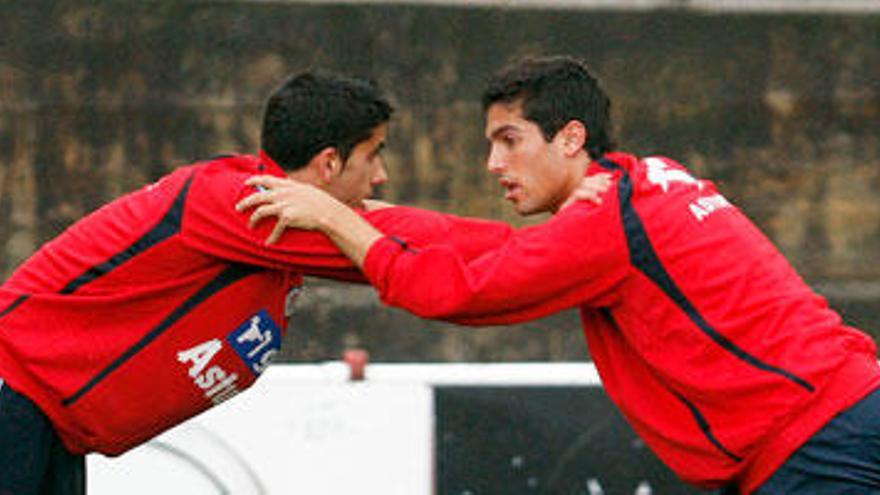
{"left": 487, "top": 124, "right": 520, "bottom": 140}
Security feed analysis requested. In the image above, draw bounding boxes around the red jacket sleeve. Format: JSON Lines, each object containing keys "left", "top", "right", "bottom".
{"left": 180, "top": 164, "right": 514, "bottom": 281}
{"left": 362, "top": 201, "right": 631, "bottom": 325}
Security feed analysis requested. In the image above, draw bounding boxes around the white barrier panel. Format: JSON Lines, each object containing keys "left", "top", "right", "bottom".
{"left": 88, "top": 363, "right": 444, "bottom": 495}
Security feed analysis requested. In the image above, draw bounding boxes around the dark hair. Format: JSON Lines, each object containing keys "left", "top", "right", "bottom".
{"left": 482, "top": 55, "right": 615, "bottom": 159}
{"left": 261, "top": 71, "right": 394, "bottom": 171}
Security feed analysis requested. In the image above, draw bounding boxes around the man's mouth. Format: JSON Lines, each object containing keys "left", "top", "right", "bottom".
{"left": 499, "top": 178, "right": 521, "bottom": 201}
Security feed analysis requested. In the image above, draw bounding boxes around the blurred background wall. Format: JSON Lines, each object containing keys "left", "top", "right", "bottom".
{"left": 1, "top": 0, "right": 878, "bottom": 362}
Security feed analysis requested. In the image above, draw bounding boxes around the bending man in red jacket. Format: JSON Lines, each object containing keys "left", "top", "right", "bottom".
{"left": 239, "top": 56, "right": 880, "bottom": 494}
{"left": 0, "top": 70, "right": 534, "bottom": 495}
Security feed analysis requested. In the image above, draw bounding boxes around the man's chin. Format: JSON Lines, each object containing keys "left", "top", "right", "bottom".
{"left": 509, "top": 198, "right": 554, "bottom": 217}
{"left": 512, "top": 202, "right": 540, "bottom": 217}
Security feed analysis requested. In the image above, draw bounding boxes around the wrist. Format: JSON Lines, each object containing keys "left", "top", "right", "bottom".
{"left": 315, "top": 199, "right": 351, "bottom": 232}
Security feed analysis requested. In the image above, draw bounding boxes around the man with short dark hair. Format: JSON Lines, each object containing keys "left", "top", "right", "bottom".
{"left": 0, "top": 70, "right": 518, "bottom": 495}
{"left": 240, "top": 56, "right": 880, "bottom": 494}
{"left": 261, "top": 71, "right": 393, "bottom": 207}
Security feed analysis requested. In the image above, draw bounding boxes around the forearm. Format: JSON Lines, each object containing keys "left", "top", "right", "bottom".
{"left": 363, "top": 206, "right": 628, "bottom": 323}
{"left": 364, "top": 206, "right": 514, "bottom": 261}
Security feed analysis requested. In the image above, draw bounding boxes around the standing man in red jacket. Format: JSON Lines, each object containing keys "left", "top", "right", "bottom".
{"left": 240, "top": 56, "right": 880, "bottom": 494}
{"left": 0, "top": 70, "right": 523, "bottom": 495}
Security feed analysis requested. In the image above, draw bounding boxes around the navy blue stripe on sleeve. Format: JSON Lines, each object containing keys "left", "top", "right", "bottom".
{"left": 0, "top": 295, "right": 29, "bottom": 320}
{"left": 60, "top": 173, "right": 196, "bottom": 295}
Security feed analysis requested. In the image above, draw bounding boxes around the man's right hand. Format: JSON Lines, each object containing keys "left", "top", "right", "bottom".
{"left": 559, "top": 173, "right": 614, "bottom": 211}
{"left": 236, "top": 175, "right": 384, "bottom": 267}
{"left": 236, "top": 176, "right": 343, "bottom": 243}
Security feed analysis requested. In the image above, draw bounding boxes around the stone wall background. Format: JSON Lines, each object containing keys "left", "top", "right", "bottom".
{"left": 1, "top": 1, "right": 878, "bottom": 362}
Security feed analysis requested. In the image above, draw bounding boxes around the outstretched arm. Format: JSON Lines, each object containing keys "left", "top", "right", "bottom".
{"left": 236, "top": 173, "right": 624, "bottom": 325}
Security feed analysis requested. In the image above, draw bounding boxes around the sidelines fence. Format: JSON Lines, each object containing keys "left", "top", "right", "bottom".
{"left": 88, "top": 362, "right": 704, "bottom": 494}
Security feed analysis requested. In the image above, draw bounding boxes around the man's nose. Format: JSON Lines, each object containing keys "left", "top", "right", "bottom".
{"left": 372, "top": 163, "right": 389, "bottom": 185}
{"left": 486, "top": 147, "right": 504, "bottom": 174}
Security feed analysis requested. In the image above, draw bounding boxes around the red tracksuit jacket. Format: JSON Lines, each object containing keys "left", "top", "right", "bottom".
{"left": 0, "top": 154, "right": 513, "bottom": 456}
{"left": 363, "top": 151, "right": 880, "bottom": 493}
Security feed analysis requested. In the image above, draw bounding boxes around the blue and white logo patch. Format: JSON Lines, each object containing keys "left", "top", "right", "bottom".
{"left": 227, "top": 309, "right": 282, "bottom": 375}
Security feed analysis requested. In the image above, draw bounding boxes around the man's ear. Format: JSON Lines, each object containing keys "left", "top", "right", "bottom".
{"left": 311, "top": 147, "right": 343, "bottom": 184}
{"left": 559, "top": 120, "right": 588, "bottom": 156}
